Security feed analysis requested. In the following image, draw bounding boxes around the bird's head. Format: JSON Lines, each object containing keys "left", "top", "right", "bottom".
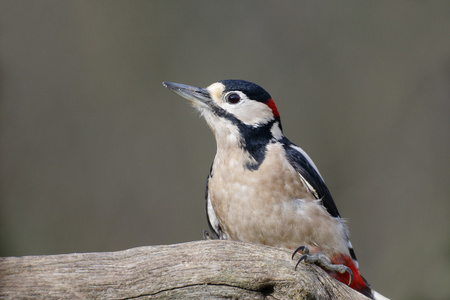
{"left": 163, "top": 79, "right": 282, "bottom": 136}
{"left": 163, "top": 80, "right": 284, "bottom": 168}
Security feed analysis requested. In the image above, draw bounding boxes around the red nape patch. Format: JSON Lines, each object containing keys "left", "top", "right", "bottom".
{"left": 327, "top": 254, "right": 372, "bottom": 298}
{"left": 266, "top": 98, "right": 280, "bottom": 118}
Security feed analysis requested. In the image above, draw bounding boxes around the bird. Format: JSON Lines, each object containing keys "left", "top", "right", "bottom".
{"left": 163, "top": 79, "right": 388, "bottom": 299}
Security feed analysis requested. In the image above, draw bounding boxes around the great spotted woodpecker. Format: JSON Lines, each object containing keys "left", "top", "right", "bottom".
{"left": 163, "top": 80, "right": 388, "bottom": 299}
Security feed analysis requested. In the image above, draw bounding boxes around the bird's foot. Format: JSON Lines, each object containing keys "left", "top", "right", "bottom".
{"left": 291, "top": 246, "right": 353, "bottom": 285}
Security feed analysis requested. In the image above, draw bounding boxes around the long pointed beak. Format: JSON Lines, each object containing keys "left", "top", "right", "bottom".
{"left": 162, "top": 82, "right": 212, "bottom": 107}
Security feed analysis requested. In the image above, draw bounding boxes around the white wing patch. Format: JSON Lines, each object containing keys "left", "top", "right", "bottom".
{"left": 290, "top": 144, "right": 323, "bottom": 199}
{"left": 298, "top": 173, "right": 319, "bottom": 199}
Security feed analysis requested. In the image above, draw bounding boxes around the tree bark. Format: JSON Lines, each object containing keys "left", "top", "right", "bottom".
{"left": 0, "top": 240, "right": 369, "bottom": 299}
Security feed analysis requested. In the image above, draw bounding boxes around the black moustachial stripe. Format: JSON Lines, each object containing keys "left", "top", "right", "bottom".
{"left": 211, "top": 104, "right": 280, "bottom": 170}
{"left": 239, "top": 120, "right": 279, "bottom": 170}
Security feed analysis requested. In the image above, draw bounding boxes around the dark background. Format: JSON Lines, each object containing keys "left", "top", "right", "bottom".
{"left": 1, "top": 2, "right": 449, "bottom": 299}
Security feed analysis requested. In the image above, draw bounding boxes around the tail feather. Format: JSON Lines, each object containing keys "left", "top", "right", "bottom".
{"left": 373, "top": 290, "right": 390, "bottom": 300}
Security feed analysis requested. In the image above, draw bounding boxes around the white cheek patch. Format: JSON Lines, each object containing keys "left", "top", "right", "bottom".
{"left": 226, "top": 98, "right": 274, "bottom": 126}
{"left": 206, "top": 85, "right": 275, "bottom": 126}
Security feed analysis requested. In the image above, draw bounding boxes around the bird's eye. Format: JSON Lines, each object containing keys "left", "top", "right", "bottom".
{"left": 226, "top": 93, "right": 241, "bottom": 104}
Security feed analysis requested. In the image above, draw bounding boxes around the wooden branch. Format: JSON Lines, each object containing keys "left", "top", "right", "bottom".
{"left": 0, "top": 240, "right": 369, "bottom": 299}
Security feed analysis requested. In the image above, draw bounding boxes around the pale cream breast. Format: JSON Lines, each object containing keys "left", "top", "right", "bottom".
{"left": 208, "top": 142, "right": 349, "bottom": 255}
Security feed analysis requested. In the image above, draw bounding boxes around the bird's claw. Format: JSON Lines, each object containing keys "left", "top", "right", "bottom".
{"left": 292, "top": 246, "right": 353, "bottom": 286}
{"left": 294, "top": 254, "right": 308, "bottom": 270}
{"left": 292, "top": 245, "right": 310, "bottom": 260}
{"left": 344, "top": 266, "right": 353, "bottom": 286}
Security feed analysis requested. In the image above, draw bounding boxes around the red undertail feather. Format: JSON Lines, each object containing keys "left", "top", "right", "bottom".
{"left": 328, "top": 254, "right": 372, "bottom": 298}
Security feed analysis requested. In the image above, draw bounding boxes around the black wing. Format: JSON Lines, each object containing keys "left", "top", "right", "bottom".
{"left": 281, "top": 137, "right": 341, "bottom": 218}
{"left": 282, "top": 138, "right": 361, "bottom": 262}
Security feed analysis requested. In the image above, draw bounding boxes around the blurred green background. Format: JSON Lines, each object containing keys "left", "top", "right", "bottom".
{"left": 1, "top": 1, "right": 449, "bottom": 299}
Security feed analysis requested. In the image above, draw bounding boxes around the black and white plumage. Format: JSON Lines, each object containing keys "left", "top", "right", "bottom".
{"left": 163, "top": 79, "right": 387, "bottom": 299}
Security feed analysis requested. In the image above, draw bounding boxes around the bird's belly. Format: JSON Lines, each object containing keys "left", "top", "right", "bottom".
{"left": 208, "top": 144, "right": 349, "bottom": 254}
{"left": 209, "top": 167, "right": 347, "bottom": 253}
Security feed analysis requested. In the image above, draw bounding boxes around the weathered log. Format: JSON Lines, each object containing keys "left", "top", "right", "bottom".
{"left": 0, "top": 240, "right": 369, "bottom": 299}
